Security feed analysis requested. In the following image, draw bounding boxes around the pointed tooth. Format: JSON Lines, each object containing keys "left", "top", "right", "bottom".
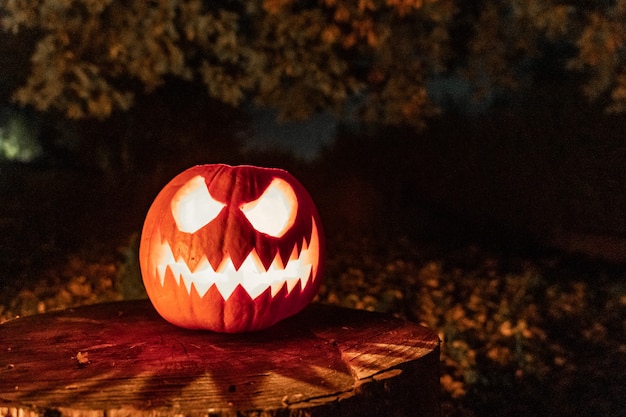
{"left": 267, "top": 250, "right": 284, "bottom": 272}
{"left": 278, "top": 241, "right": 298, "bottom": 268}
{"left": 241, "top": 264, "right": 265, "bottom": 299}
{"left": 161, "top": 265, "right": 178, "bottom": 288}
{"left": 256, "top": 243, "right": 275, "bottom": 271}
{"left": 244, "top": 282, "right": 269, "bottom": 299}
{"left": 300, "top": 265, "right": 312, "bottom": 289}
{"left": 179, "top": 272, "right": 194, "bottom": 294}
{"left": 270, "top": 281, "right": 286, "bottom": 297}
{"left": 191, "top": 256, "right": 211, "bottom": 273}
{"left": 211, "top": 258, "right": 239, "bottom": 300}
{"left": 188, "top": 256, "right": 220, "bottom": 297}
{"left": 156, "top": 241, "right": 176, "bottom": 285}
{"left": 229, "top": 243, "right": 256, "bottom": 271}
{"left": 215, "top": 280, "right": 239, "bottom": 301}
{"left": 286, "top": 278, "right": 300, "bottom": 293}
{"left": 157, "top": 265, "right": 167, "bottom": 286}
{"left": 248, "top": 249, "right": 269, "bottom": 272}
{"left": 192, "top": 279, "right": 214, "bottom": 298}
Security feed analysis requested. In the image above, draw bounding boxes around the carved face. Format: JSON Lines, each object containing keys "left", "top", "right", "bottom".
{"left": 139, "top": 164, "right": 325, "bottom": 333}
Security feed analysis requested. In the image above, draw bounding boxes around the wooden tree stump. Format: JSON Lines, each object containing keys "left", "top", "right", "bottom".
{"left": 0, "top": 300, "right": 440, "bottom": 417}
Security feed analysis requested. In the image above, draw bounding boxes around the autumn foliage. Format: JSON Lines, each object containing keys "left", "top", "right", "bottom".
{"left": 3, "top": 0, "right": 626, "bottom": 126}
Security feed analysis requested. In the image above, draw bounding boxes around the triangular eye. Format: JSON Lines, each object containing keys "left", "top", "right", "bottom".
{"left": 241, "top": 178, "right": 298, "bottom": 237}
{"left": 171, "top": 175, "right": 225, "bottom": 233}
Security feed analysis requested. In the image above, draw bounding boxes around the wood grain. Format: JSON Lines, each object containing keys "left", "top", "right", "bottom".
{"left": 0, "top": 300, "right": 440, "bottom": 416}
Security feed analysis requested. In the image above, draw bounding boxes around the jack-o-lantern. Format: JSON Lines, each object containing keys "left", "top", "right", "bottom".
{"left": 139, "top": 164, "right": 325, "bottom": 333}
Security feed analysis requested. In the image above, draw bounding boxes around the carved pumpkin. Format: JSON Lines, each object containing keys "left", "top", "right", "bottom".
{"left": 139, "top": 164, "right": 325, "bottom": 333}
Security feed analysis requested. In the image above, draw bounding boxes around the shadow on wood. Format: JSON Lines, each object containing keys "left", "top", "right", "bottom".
{"left": 0, "top": 300, "right": 440, "bottom": 416}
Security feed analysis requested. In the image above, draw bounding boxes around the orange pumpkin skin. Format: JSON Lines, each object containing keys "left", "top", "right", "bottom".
{"left": 139, "top": 164, "right": 325, "bottom": 333}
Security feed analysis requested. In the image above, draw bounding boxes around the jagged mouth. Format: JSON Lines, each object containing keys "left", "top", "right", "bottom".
{"left": 152, "top": 221, "right": 321, "bottom": 300}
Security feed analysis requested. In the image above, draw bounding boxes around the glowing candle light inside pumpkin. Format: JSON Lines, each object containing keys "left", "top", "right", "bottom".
{"left": 171, "top": 175, "right": 226, "bottom": 234}
{"left": 241, "top": 178, "right": 298, "bottom": 238}
{"left": 139, "top": 164, "right": 325, "bottom": 333}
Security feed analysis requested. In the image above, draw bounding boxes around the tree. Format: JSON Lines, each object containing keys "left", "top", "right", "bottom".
{"left": 1, "top": 0, "right": 625, "bottom": 127}
{"left": 566, "top": 0, "right": 626, "bottom": 112}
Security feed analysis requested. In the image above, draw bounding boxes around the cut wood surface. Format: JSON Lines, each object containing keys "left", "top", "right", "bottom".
{"left": 0, "top": 300, "right": 440, "bottom": 417}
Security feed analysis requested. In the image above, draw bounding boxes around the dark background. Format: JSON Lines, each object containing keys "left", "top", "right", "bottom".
{"left": 0, "top": 6, "right": 625, "bottom": 417}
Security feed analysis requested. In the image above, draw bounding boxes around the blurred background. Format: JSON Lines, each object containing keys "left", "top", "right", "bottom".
{"left": 0, "top": 2, "right": 625, "bottom": 416}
